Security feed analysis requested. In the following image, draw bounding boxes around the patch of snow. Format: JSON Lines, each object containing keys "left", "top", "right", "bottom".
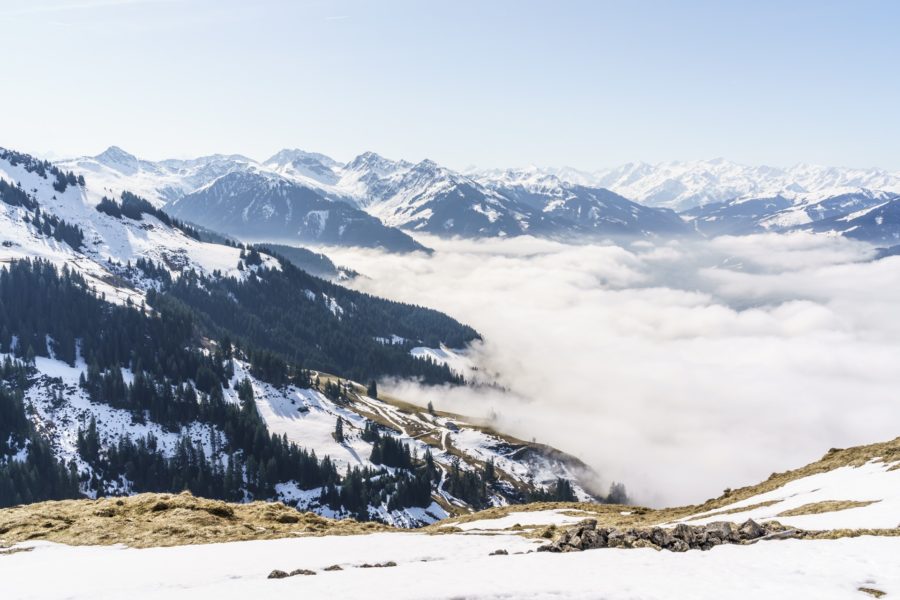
{"left": 409, "top": 345, "right": 474, "bottom": 377}
{"left": 445, "top": 508, "right": 593, "bottom": 532}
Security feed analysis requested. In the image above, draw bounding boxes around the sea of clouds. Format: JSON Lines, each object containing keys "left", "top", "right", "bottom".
{"left": 324, "top": 233, "right": 900, "bottom": 506}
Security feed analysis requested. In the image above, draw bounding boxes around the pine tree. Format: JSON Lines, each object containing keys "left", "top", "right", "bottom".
{"left": 367, "top": 380, "right": 378, "bottom": 398}
{"left": 334, "top": 417, "right": 344, "bottom": 443}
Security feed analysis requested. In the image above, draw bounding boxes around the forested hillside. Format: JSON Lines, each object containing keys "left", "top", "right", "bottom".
{"left": 147, "top": 253, "right": 478, "bottom": 385}
{"left": 0, "top": 260, "right": 471, "bottom": 513}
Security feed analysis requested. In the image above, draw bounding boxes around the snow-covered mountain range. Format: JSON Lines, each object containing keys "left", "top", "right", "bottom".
{"left": 485, "top": 160, "right": 900, "bottom": 212}
{"left": 57, "top": 148, "right": 692, "bottom": 243}
{"left": 58, "top": 148, "right": 900, "bottom": 247}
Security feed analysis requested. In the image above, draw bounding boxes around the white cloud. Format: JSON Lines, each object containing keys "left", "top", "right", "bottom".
{"left": 324, "top": 233, "right": 900, "bottom": 507}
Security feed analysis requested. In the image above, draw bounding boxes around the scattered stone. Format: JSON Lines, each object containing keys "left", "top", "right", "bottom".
{"left": 359, "top": 561, "right": 397, "bottom": 568}
{"left": 267, "top": 570, "right": 289, "bottom": 579}
{"left": 324, "top": 564, "right": 343, "bottom": 571}
{"left": 489, "top": 549, "right": 508, "bottom": 556}
{"left": 289, "top": 569, "right": 316, "bottom": 576}
{"left": 738, "top": 519, "right": 766, "bottom": 540}
{"left": 537, "top": 518, "right": 801, "bottom": 553}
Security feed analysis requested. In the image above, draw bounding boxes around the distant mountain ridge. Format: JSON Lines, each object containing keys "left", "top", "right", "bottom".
{"left": 58, "top": 148, "right": 900, "bottom": 245}
{"left": 683, "top": 188, "right": 900, "bottom": 243}
{"left": 486, "top": 160, "right": 900, "bottom": 212}
{"left": 59, "top": 147, "right": 695, "bottom": 242}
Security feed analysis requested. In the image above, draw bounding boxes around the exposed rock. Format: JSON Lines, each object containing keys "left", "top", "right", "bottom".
{"left": 267, "top": 570, "right": 289, "bottom": 579}
{"left": 359, "top": 561, "right": 397, "bottom": 568}
{"left": 288, "top": 569, "right": 316, "bottom": 576}
{"left": 489, "top": 549, "right": 508, "bottom": 556}
{"left": 537, "top": 518, "right": 799, "bottom": 553}
{"left": 704, "top": 521, "right": 739, "bottom": 543}
{"left": 738, "top": 519, "right": 766, "bottom": 540}
{"left": 324, "top": 564, "right": 343, "bottom": 571}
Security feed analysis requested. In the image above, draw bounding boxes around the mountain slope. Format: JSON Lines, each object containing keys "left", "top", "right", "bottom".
{"left": 793, "top": 197, "right": 900, "bottom": 244}
{"left": 57, "top": 146, "right": 257, "bottom": 207}
{"left": 167, "top": 171, "right": 428, "bottom": 252}
{"left": 682, "top": 188, "right": 900, "bottom": 238}
{"left": 479, "top": 169, "right": 690, "bottom": 238}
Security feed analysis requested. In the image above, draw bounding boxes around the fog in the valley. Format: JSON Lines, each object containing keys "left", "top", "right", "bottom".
{"left": 323, "top": 234, "right": 900, "bottom": 507}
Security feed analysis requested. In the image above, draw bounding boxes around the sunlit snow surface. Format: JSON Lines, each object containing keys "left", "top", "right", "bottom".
{"left": 675, "top": 459, "right": 900, "bottom": 530}
{"left": 443, "top": 508, "right": 594, "bottom": 532}
{"left": 3, "top": 534, "right": 898, "bottom": 600}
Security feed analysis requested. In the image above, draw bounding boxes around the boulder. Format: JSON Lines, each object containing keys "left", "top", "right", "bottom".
{"left": 649, "top": 527, "right": 673, "bottom": 548}
{"left": 671, "top": 524, "right": 695, "bottom": 544}
{"left": 738, "top": 519, "right": 766, "bottom": 540}
{"left": 267, "top": 570, "right": 289, "bottom": 579}
{"left": 705, "top": 521, "right": 739, "bottom": 543}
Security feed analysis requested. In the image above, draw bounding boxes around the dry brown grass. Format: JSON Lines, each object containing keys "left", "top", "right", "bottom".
{"left": 777, "top": 500, "right": 880, "bottom": 517}
{"left": 0, "top": 491, "right": 389, "bottom": 549}
{"left": 804, "top": 528, "right": 900, "bottom": 540}
{"left": 859, "top": 587, "right": 887, "bottom": 598}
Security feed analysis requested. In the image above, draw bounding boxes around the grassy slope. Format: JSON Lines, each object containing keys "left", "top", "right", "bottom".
{"left": 0, "top": 491, "right": 387, "bottom": 548}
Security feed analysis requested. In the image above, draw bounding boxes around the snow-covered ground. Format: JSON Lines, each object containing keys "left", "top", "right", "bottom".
{"left": 675, "top": 458, "right": 900, "bottom": 530}
{"left": 409, "top": 345, "right": 476, "bottom": 378}
{"left": 3, "top": 534, "right": 898, "bottom": 600}
{"left": 443, "top": 508, "right": 594, "bottom": 532}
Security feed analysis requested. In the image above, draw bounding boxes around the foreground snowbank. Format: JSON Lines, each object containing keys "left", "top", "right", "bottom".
{"left": 3, "top": 533, "right": 898, "bottom": 600}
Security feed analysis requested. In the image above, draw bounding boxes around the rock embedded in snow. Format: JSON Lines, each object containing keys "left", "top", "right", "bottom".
{"left": 538, "top": 518, "right": 782, "bottom": 553}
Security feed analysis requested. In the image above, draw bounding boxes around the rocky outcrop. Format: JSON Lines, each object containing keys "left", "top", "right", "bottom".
{"left": 538, "top": 519, "right": 798, "bottom": 553}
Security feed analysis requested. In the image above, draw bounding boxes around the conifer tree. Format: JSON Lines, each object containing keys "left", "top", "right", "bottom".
{"left": 334, "top": 417, "right": 344, "bottom": 443}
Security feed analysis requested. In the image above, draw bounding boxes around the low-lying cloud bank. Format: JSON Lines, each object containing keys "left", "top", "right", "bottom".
{"left": 324, "top": 234, "right": 900, "bottom": 507}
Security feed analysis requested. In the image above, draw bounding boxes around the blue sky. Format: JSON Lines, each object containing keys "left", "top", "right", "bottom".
{"left": 2, "top": 0, "right": 898, "bottom": 169}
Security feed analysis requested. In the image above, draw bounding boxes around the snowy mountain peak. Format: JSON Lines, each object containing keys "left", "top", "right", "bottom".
{"left": 95, "top": 145, "right": 138, "bottom": 165}
{"left": 89, "top": 145, "right": 144, "bottom": 175}
{"left": 263, "top": 149, "right": 343, "bottom": 188}
{"left": 264, "top": 148, "right": 343, "bottom": 169}
{"left": 345, "top": 151, "right": 410, "bottom": 175}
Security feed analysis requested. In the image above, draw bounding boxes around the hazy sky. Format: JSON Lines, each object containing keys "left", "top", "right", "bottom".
{"left": 2, "top": 0, "right": 899, "bottom": 169}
